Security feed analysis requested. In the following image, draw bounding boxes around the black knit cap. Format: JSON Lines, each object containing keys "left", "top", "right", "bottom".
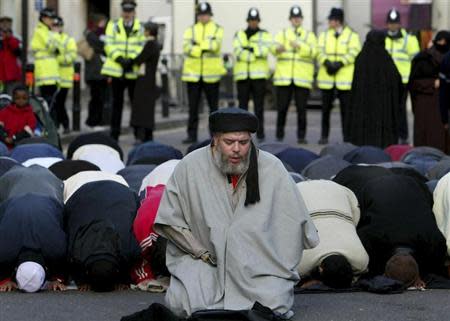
{"left": 210, "top": 107, "right": 260, "bottom": 206}
{"left": 209, "top": 107, "right": 258, "bottom": 134}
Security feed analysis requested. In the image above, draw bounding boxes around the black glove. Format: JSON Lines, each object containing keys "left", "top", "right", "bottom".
{"left": 245, "top": 46, "right": 254, "bottom": 53}
{"left": 116, "top": 57, "right": 133, "bottom": 72}
{"left": 333, "top": 61, "right": 344, "bottom": 72}
{"left": 191, "top": 40, "right": 199, "bottom": 46}
{"left": 54, "top": 48, "right": 60, "bottom": 56}
{"left": 324, "top": 59, "right": 336, "bottom": 75}
{"left": 12, "top": 130, "right": 31, "bottom": 142}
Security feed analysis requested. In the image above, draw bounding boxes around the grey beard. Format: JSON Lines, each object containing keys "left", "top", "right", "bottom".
{"left": 212, "top": 146, "right": 250, "bottom": 176}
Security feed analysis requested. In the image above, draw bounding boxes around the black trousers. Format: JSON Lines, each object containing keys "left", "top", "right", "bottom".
{"left": 236, "top": 79, "right": 266, "bottom": 138}
{"left": 110, "top": 77, "right": 135, "bottom": 140}
{"left": 276, "top": 84, "right": 309, "bottom": 140}
{"left": 186, "top": 80, "right": 219, "bottom": 140}
{"left": 85, "top": 79, "right": 107, "bottom": 127}
{"left": 39, "top": 85, "right": 58, "bottom": 109}
{"left": 321, "top": 88, "right": 351, "bottom": 141}
{"left": 399, "top": 84, "right": 409, "bottom": 140}
{"left": 52, "top": 87, "right": 70, "bottom": 129}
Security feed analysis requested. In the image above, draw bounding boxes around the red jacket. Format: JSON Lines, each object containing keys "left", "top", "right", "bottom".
{"left": 0, "top": 35, "right": 22, "bottom": 82}
{"left": 0, "top": 104, "right": 37, "bottom": 138}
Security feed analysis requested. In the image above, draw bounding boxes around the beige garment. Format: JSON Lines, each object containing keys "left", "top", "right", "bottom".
{"left": 297, "top": 180, "right": 369, "bottom": 276}
{"left": 63, "top": 170, "right": 128, "bottom": 203}
{"left": 154, "top": 146, "right": 319, "bottom": 317}
{"left": 72, "top": 144, "right": 125, "bottom": 173}
{"left": 433, "top": 173, "right": 450, "bottom": 256}
{"left": 139, "top": 159, "right": 180, "bottom": 193}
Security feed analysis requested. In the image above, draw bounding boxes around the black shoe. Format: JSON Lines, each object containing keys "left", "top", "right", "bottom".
{"left": 182, "top": 137, "right": 197, "bottom": 144}
{"left": 298, "top": 138, "right": 308, "bottom": 145}
{"left": 318, "top": 138, "right": 328, "bottom": 145}
{"left": 276, "top": 135, "right": 284, "bottom": 142}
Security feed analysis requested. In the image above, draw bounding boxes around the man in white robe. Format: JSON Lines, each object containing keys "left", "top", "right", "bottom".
{"left": 154, "top": 107, "right": 319, "bottom": 318}
{"left": 297, "top": 180, "right": 369, "bottom": 288}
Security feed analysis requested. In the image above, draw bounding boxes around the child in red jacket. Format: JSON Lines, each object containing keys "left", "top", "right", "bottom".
{"left": 0, "top": 85, "right": 36, "bottom": 147}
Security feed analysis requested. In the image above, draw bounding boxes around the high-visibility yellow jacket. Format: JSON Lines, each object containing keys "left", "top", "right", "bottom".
{"left": 233, "top": 29, "right": 272, "bottom": 81}
{"left": 385, "top": 29, "right": 420, "bottom": 84}
{"left": 57, "top": 32, "right": 77, "bottom": 89}
{"left": 31, "top": 22, "right": 60, "bottom": 87}
{"left": 272, "top": 26, "right": 317, "bottom": 88}
{"left": 101, "top": 18, "right": 145, "bottom": 79}
{"left": 317, "top": 26, "right": 361, "bottom": 90}
{"left": 182, "top": 21, "right": 226, "bottom": 83}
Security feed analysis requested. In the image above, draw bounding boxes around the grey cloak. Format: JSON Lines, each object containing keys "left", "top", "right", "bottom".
{"left": 154, "top": 146, "right": 319, "bottom": 317}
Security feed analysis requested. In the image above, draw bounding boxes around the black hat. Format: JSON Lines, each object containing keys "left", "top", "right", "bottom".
{"left": 0, "top": 16, "right": 13, "bottom": 23}
{"left": 289, "top": 5, "right": 303, "bottom": 19}
{"left": 197, "top": 2, "right": 213, "bottom": 16}
{"left": 54, "top": 16, "right": 64, "bottom": 27}
{"left": 39, "top": 8, "right": 56, "bottom": 19}
{"left": 386, "top": 8, "right": 401, "bottom": 24}
{"left": 209, "top": 107, "right": 258, "bottom": 134}
{"left": 328, "top": 7, "right": 344, "bottom": 22}
{"left": 247, "top": 8, "right": 260, "bottom": 21}
{"left": 121, "top": 1, "right": 137, "bottom": 12}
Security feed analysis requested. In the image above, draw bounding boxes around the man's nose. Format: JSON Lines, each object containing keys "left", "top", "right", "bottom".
{"left": 232, "top": 142, "right": 240, "bottom": 152}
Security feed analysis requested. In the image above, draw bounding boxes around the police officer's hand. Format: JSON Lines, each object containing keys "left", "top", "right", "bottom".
{"left": 324, "top": 59, "right": 336, "bottom": 75}
{"left": 276, "top": 45, "right": 285, "bottom": 54}
{"left": 53, "top": 48, "right": 60, "bottom": 56}
{"left": 290, "top": 40, "right": 300, "bottom": 49}
{"left": 245, "top": 46, "right": 254, "bottom": 53}
{"left": 123, "top": 58, "right": 134, "bottom": 72}
{"left": 333, "top": 61, "right": 344, "bottom": 72}
{"left": 115, "top": 56, "right": 126, "bottom": 66}
{"left": 0, "top": 280, "right": 17, "bottom": 292}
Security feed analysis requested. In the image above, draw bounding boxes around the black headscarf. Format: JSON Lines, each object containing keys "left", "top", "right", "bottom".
{"left": 347, "top": 30, "right": 402, "bottom": 148}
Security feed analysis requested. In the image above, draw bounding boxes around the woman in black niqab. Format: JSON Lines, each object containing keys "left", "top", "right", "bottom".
{"left": 347, "top": 30, "right": 402, "bottom": 148}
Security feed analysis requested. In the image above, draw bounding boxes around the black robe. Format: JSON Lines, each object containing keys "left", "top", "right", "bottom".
{"left": 347, "top": 30, "right": 402, "bottom": 148}
{"left": 357, "top": 175, "right": 447, "bottom": 277}
{"left": 131, "top": 39, "right": 161, "bottom": 130}
{"left": 0, "top": 194, "right": 66, "bottom": 280}
{"left": 333, "top": 165, "right": 393, "bottom": 203}
{"left": 410, "top": 46, "right": 447, "bottom": 151}
{"left": 64, "top": 180, "right": 140, "bottom": 284}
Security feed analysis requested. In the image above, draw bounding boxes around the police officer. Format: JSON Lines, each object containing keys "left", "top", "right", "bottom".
{"left": 53, "top": 17, "right": 77, "bottom": 134}
{"left": 385, "top": 8, "right": 420, "bottom": 145}
{"left": 273, "top": 5, "right": 317, "bottom": 144}
{"left": 101, "top": 0, "right": 145, "bottom": 141}
{"left": 182, "top": 2, "right": 225, "bottom": 144}
{"left": 317, "top": 8, "right": 361, "bottom": 145}
{"left": 233, "top": 8, "right": 272, "bottom": 141}
{"left": 31, "top": 8, "right": 60, "bottom": 108}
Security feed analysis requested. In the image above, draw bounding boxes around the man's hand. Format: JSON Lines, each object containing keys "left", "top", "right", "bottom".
{"left": 276, "top": 45, "right": 285, "bottom": 54}
{"left": 444, "top": 123, "right": 449, "bottom": 131}
{"left": 0, "top": 280, "right": 17, "bottom": 292}
{"left": 290, "top": 40, "right": 300, "bottom": 49}
{"left": 435, "top": 79, "right": 440, "bottom": 89}
{"left": 300, "top": 279, "right": 322, "bottom": 289}
{"left": 200, "top": 251, "right": 217, "bottom": 267}
{"left": 78, "top": 284, "right": 91, "bottom": 292}
{"left": 47, "top": 280, "right": 66, "bottom": 292}
{"left": 244, "top": 46, "right": 254, "bottom": 53}
{"left": 115, "top": 284, "right": 129, "bottom": 291}
{"left": 413, "top": 278, "right": 426, "bottom": 290}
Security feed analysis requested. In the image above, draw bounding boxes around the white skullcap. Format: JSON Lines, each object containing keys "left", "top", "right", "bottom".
{"left": 16, "top": 261, "right": 46, "bottom": 293}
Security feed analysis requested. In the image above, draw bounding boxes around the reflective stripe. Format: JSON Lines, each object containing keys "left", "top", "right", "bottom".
{"left": 182, "top": 73, "right": 222, "bottom": 79}
{"left": 35, "top": 76, "right": 60, "bottom": 81}
{"left": 34, "top": 56, "right": 56, "bottom": 60}
{"left": 318, "top": 80, "right": 352, "bottom": 86}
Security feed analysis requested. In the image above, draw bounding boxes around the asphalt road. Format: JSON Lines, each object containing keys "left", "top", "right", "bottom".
{"left": 1, "top": 289, "right": 450, "bottom": 321}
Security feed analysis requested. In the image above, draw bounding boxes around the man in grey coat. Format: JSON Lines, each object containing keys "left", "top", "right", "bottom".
{"left": 154, "top": 107, "right": 319, "bottom": 318}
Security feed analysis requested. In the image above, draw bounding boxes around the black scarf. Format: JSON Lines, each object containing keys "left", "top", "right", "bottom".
{"left": 244, "top": 142, "right": 260, "bottom": 206}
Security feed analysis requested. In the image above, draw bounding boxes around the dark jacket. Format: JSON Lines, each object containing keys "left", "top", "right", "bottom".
{"left": 84, "top": 29, "right": 106, "bottom": 82}
{"left": 131, "top": 39, "right": 161, "bottom": 129}
{"left": 357, "top": 175, "right": 447, "bottom": 277}
{"left": 64, "top": 180, "right": 140, "bottom": 284}
{"left": 0, "top": 194, "right": 66, "bottom": 281}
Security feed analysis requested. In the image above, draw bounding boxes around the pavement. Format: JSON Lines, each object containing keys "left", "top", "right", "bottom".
{"left": 0, "top": 101, "right": 427, "bottom": 321}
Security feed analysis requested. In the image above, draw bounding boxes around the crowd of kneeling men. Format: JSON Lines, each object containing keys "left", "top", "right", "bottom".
{"left": 2, "top": 110, "right": 450, "bottom": 320}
